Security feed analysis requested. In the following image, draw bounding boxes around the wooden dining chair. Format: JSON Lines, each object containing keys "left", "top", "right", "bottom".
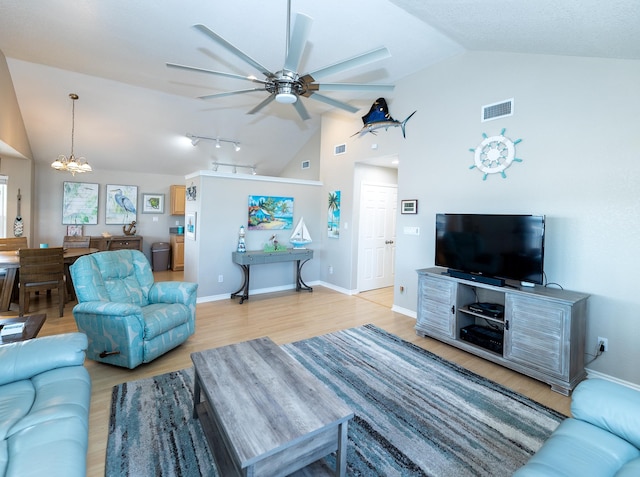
{"left": 0, "top": 237, "right": 28, "bottom": 296}
{"left": 0, "top": 237, "right": 28, "bottom": 251}
{"left": 63, "top": 236, "right": 90, "bottom": 248}
{"left": 18, "top": 247, "right": 66, "bottom": 317}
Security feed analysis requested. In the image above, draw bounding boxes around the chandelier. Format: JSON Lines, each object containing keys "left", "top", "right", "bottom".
{"left": 51, "top": 93, "right": 92, "bottom": 175}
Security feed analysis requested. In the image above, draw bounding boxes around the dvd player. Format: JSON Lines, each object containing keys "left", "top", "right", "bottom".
{"left": 460, "top": 324, "right": 503, "bottom": 354}
{"left": 467, "top": 302, "right": 504, "bottom": 318}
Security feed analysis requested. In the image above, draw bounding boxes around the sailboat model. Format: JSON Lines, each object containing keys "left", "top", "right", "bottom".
{"left": 289, "top": 217, "right": 312, "bottom": 249}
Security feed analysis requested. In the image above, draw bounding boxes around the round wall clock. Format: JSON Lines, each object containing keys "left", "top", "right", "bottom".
{"left": 469, "top": 128, "right": 522, "bottom": 180}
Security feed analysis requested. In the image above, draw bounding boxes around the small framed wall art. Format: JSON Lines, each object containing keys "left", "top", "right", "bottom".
{"left": 141, "top": 193, "right": 165, "bottom": 214}
{"left": 401, "top": 199, "right": 418, "bottom": 214}
{"left": 66, "top": 225, "right": 83, "bottom": 236}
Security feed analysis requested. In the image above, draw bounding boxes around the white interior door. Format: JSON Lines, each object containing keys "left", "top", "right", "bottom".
{"left": 358, "top": 183, "right": 397, "bottom": 292}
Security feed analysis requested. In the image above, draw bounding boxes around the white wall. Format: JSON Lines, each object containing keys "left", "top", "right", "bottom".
{"left": 0, "top": 50, "right": 34, "bottom": 242}
{"left": 184, "top": 171, "right": 323, "bottom": 300}
{"left": 319, "top": 51, "right": 640, "bottom": 385}
{"left": 35, "top": 164, "right": 187, "bottom": 260}
{"left": 279, "top": 130, "right": 321, "bottom": 180}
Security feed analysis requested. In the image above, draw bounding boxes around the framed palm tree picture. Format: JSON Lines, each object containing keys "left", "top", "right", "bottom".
{"left": 328, "top": 190, "right": 340, "bottom": 239}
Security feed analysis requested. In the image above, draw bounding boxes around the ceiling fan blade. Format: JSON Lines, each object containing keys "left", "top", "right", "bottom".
{"left": 247, "top": 94, "right": 276, "bottom": 115}
{"left": 292, "top": 99, "right": 311, "bottom": 121}
{"left": 307, "top": 47, "right": 391, "bottom": 81}
{"left": 166, "top": 63, "right": 268, "bottom": 84}
{"left": 193, "top": 24, "right": 274, "bottom": 77}
{"left": 199, "top": 88, "right": 265, "bottom": 100}
{"left": 306, "top": 92, "right": 359, "bottom": 113}
{"left": 314, "top": 83, "right": 395, "bottom": 93}
{"left": 284, "top": 13, "right": 312, "bottom": 73}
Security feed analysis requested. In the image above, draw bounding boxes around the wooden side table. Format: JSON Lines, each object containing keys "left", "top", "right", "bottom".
{"left": 0, "top": 314, "right": 46, "bottom": 344}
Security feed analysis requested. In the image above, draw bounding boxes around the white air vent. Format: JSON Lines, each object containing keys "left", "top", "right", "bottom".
{"left": 334, "top": 144, "right": 346, "bottom": 155}
{"left": 301, "top": 160, "right": 310, "bottom": 170}
{"left": 481, "top": 98, "right": 514, "bottom": 122}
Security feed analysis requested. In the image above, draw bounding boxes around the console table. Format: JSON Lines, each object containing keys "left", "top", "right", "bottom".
{"left": 231, "top": 249, "right": 313, "bottom": 304}
{"left": 89, "top": 235, "right": 143, "bottom": 252}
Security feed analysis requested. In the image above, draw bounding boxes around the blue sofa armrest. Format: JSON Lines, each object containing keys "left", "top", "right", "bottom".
{"left": 148, "top": 281, "right": 198, "bottom": 306}
{"left": 572, "top": 378, "right": 640, "bottom": 448}
{"left": 0, "top": 332, "right": 87, "bottom": 386}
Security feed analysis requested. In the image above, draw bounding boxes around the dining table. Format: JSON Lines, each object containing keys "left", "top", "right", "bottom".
{"left": 0, "top": 247, "right": 98, "bottom": 312}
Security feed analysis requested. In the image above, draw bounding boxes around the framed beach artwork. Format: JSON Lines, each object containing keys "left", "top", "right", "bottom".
{"left": 248, "top": 195, "right": 294, "bottom": 230}
{"left": 186, "top": 212, "right": 197, "bottom": 240}
{"left": 141, "top": 193, "right": 164, "bottom": 214}
{"left": 328, "top": 190, "right": 340, "bottom": 239}
{"left": 106, "top": 184, "right": 138, "bottom": 224}
{"left": 62, "top": 182, "right": 99, "bottom": 225}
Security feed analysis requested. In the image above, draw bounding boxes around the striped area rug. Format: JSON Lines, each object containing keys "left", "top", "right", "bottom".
{"left": 106, "top": 325, "right": 564, "bottom": 476}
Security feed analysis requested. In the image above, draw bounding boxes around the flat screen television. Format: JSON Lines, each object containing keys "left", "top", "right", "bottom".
{"left": 435, "top": 213, "right": 545, "bottom": 285}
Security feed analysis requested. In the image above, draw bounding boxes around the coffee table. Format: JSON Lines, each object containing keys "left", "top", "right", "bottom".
{"left": 191, "top": 337, "right": 353, "bottom": 477}
{"left": 0, "top": 314, "right": 46, "bottom": 344}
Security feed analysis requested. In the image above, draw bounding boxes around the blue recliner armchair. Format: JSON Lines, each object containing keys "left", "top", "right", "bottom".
{"left": 70, "top": 249, "right": 198, "bottom": 369}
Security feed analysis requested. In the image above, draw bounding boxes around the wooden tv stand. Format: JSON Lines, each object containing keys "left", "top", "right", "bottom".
{"left": 415, "top": 267, "right": 589, "bottom": 395}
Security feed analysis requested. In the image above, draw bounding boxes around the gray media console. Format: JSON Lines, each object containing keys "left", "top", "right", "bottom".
{"left": 415, "top": 267, "right": 590, "bottom": 395}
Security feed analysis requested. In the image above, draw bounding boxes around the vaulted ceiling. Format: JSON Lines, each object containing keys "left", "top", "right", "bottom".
{"left": 1, "top": 0, "right": 638, "bottom": 176}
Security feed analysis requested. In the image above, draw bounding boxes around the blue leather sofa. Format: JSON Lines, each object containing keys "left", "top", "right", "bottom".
{"left": 514, "top": 378, "right": 640, "bottom": 476}
{"left": 0, "top": 332, "right": 90, "bottom": 477}
{"left": 70, "top": 249, "right": 198, "bottom": 369}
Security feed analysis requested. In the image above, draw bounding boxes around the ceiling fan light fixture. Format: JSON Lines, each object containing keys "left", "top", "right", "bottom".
{"left": 234, "top": 142, "right": 241, "bottom": 152}
{"left": 52, "top": 93, "right": 91, "bottom": 176}
{"left": 276, "top": 92, "right": 297, "bottom": 104}
{"left": 215, "top": 138, "right": 221, "bottom": 148}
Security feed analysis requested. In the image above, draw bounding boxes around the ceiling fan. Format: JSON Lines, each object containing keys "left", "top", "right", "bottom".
{"left": 167, "top": 0, "right": 394, "bottom": 120}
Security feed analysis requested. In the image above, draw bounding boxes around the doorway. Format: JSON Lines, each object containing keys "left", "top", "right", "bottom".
{"left": 357, "top": 181, "right": 397, "bottom": 292}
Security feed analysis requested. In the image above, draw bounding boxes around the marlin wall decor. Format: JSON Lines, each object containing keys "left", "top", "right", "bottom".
{"left": 352, "top": 98, "right": 416, "bottom": 138}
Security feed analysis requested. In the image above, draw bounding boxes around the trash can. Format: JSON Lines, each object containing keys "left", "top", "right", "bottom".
{"left": 151, "top": 242, "right": 171, "bottom": 271}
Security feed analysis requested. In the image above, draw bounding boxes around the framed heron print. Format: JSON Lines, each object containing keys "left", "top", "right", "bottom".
{"left": 106, "top": 184, "right": 138, "bottom": 224}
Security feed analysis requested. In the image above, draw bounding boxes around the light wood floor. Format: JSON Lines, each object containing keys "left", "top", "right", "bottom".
{"left": 11, "top": 273, "right": 571, "bottom": 477}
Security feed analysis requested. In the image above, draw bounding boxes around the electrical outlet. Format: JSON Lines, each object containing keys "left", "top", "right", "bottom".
{"left": 218, "top": 275, "right": 223, "bottom": 283}
{"left": 328, "top": 266, "right": 334, "bottom": 275}
{"left": 598, "top": 336, "right": 608, "bottom": 352}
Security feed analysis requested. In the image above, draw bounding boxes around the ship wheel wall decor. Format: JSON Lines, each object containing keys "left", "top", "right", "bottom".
{"left": 469, "top": 128, "right": 523, "bottom": 180}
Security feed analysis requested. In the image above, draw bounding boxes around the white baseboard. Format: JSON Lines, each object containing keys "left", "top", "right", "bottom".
{"left": 197, "top": 281, "right": 323, "bottom": 304}
{"left": 316, "top": 281, "right": 357, "bottom": 295}
{"left": 392, "top": 305, "right": 416, "bottom": 318}
{"left": 585, "top": 368, "right": 640, "bottom": 391}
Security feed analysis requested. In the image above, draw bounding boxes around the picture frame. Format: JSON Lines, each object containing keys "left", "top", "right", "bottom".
{"left": 186, "top": 183, "right": 197, "bottom": 201}
{"left": 66, "top": 225, "right": 83, "bottom": 236}
{"left": 328, "top": 190, "right": 340, "bottom": 239}
{"left": 247, "top": 195, "right": 294, "bottom": 230}
{"left": 401, "top": 199, "right": 418, "bottom": 214}
{"left": 186, "top": 212, "right": 197, "bottom": 240}
{"left": 141, "top": 193, "right": 165, "bottom": 214}
{"left": 62, "top": 182, "right": 99, "bottom": 225}
{"left": 106, "top": 184, "right": 138, "bottom": 224}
